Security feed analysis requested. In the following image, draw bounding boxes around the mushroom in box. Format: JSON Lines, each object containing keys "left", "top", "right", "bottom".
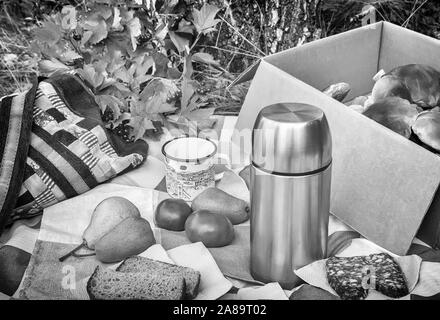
{"left": 345, "top": 64, "right": 440, "bottom": 152}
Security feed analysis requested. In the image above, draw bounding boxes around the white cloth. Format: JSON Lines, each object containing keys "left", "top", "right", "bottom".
{"left": 3, "top": 114, "right": 440, "bottom": 300}
{"left": 0, "top": 217, "right": 41, "bottom": 253}
{"left": 39, "top": 183, "right": 158, "bottom": 245}
{"left": 294, "top": 238, "right": 429, "bottom": 299}
{"left": 236, "top": 283, "right": 288, "bottom": 300}
{"left": 167, "top": 242, "right": 232, "bottom": 300}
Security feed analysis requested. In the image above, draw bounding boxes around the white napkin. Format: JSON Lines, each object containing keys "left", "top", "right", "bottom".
{"left": 167, "top": 242, "right": 232, "bottom": 300}
{"left": 412, "top": 262, "right": 440, "bottom": 297}
{"left": 294, "top": 238, "right": 423, "bottom": 300}
{"left": 139, "top": 243, "right": 174, "bottom": 264}
{"left": 39, "top": 184, "right": 158, "bottom": 245}
{"left": 0, "top": 217, "right": 41, "bottom": 253}
{"left": 110, "top": 156, "right": 166, "bottom": 189}
{"left": 216, "top": 169, "right": 250, "bottom": 205}
{"left": 236, "top": 283, "right": 288, "bottom": 300}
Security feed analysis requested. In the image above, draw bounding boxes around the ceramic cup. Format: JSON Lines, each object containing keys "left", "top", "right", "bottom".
{"left": 162, "top": 136, "right": 229, "bottom": 201}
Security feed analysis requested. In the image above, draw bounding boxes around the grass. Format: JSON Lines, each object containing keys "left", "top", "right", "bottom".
{"left": 0, "top": 18, "right": 38, "bottom": 97}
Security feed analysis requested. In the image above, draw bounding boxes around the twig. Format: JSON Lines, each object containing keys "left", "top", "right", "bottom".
{"left": 4, "top": 65, "right": 22, "bottom": 92}
{"left": 215, "top": 19, "right": 224, "bottom": 48}
{"left": 226, "top": 44, "right": 261, "bottom": 57}
{"left": 402, "top": 0, "right": 428, "bottom": 28}
{"left": 219, "top": 16, "right": 266, "bottom": 56}
{"left": 198, "top": 45, "right": 261, "bottom": 58}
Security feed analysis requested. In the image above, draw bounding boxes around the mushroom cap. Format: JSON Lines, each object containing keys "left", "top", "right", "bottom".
{"left": 385, "top": 64, "right": 440, "bottom": 109}
{"left": 371, "top": 75, "right": 412, "bottom": 104}
{"left": 412, "top": 110, "right": 440, "bottom": 151}
{"left": 363, "top": 97, "right": 419, "bottom": 138}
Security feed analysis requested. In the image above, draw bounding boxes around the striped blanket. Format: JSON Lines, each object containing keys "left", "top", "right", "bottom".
{"left": 0, "top": 74, "right": 148, "bottom": 234}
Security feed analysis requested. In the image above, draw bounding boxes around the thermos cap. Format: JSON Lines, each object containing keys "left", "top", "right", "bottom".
{"left": 252, "top": 103, "right": 332, "bottom": 174}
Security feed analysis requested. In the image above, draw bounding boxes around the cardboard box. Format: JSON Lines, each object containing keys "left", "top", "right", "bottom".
{"left": 232, "top": 21, "right": 440, "bottom": 255}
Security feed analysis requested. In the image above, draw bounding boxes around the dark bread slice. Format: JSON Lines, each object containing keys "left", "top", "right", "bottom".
{"left": 116, "top": 256, "right": 200, "bottom": 299}
{"left": 87, "top": 266, "right": 185, "bottom": 300}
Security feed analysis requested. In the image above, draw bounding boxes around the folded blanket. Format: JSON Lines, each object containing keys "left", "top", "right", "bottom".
{"left": 0, "top": 73, "right": 149, "bottom": 234}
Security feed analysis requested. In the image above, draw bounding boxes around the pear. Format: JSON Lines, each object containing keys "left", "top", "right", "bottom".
{"left": 59, "top": 197, "right": 141, "bottom": 262}
{"left": 95, "top": 217, "right": 156, "bottom": 263}
{"left": 191, "top": 188, "right": 250, "bottom": 225}
{"left": 83, "top": 197, "right": 141, "bottom": 249}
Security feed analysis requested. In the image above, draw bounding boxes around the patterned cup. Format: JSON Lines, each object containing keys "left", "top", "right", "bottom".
{"left": 162, "top": 136, "right": 229, "bottom": 201}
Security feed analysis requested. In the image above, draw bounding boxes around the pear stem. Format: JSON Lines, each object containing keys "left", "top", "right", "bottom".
{"left": 73, "top": 252, "right": 96, "bottom": 258}
{"left": 59, "top": 241, "right": 87, "bottom": 262}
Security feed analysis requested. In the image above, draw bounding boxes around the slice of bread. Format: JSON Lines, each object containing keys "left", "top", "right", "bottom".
{"left": 87, "top": 266, "right": 185, "bottom": 300}
{"left": 117, "top": 256, "right": 201, "bottom": 299}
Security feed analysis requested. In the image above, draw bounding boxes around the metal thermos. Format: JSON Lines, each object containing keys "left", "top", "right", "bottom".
{"left": 250, "top": 102, "right": 332, "bottom": 289}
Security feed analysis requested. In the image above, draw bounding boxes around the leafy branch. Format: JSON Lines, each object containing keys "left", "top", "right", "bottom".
{"left": 32, "top": 0, "right": 223, "bottom": 142}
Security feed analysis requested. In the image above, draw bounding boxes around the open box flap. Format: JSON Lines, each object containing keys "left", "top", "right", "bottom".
{"left": 229, "top": 22, "right": 384, "bottom": 100}
{"left": 228, "top": 60, "right": 262, "bottom": 88}
{"left": 379, "top": 22, "right": 440, "bottom": 72}
{"left": 263, "top": 22, "right": 383, "bottom": 100}
{"left": 233, "top": 59, "right": 440, "bottom": 255}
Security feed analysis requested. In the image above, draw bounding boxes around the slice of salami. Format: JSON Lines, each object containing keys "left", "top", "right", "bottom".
{"left": 325, "top": 253, "right": 409, "bottom": 300}
{"left": 365, "top": 253, "right": 409, "bottom": 298}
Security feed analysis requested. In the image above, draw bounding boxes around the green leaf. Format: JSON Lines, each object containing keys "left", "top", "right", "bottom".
{"left": 160, "top": 0, "right": 179, "bottom": 13}
{"left": 180, "top": 77, "right": 197, "bottom": 112}
{"left": 34, "top": 20, "right": 63, "bottom": 46}
{"left": 95, "top": 4, "right": 113, "bottom": 20}
{"left": 184, "top": 107, "right": 215, "bottom": 121}
{"left": 105, "top": 48, "right": 125, "bottom": 74}
{"left": 38, "top": 58, "right": 70, "bottom": 76}
{"left": 176, "top": 19, "right": 195, "bottom": 35}
{"left": 183, "top": 53, "right": 193, "bottom": 79}
{"left": 127, "top": 17, "right": 141, "bottom": 51}
{"left": 59, "top": 49, "right": 83, "bottom": 63}
{"left": 154, "top": 20, "right": 169, "bottom": 41}
{"left": 191, "top": 52, "right": 219, "bottom": 67}
{"left": 152, "top": 52, "right": 170, "bottom": 77}
{"left": 77, "top": 64, "right": 105, "bottom": 89}
{"left": 185, "top": 93, "right": 208, "bottom": 115}
{"left": 138, "top": 78, "right": 179, "bottom": 114}
{"left": 61, "top": 6, "right": 77, "bottom": 30}
{"left": 81, "top": 16, "right": 108, "bottom": 45}
{"left": 111, "top": 7, "right": 123, "bottom": 31}
{"left": 106, "top": 32, "right": 133, "bottom": 57}
{"left": 181, "top": 107, "right": 216, "bottom": 130}
{"left": 129, "top": 116, "right": 155, "bottom": 140}
{"left": 94, "top": 94, "right": 123, "bottom": 120}
{"left": 168, "top": 31, "right": 190, "bottom": 53}
{"left": 132, "top": 54, "right": 155, "bottom": 77}
{"left": 113, "top": 67, "right": 131, "bottom": 83}
{"left": 192, "top": 4, "right": 221, "bottom": 35}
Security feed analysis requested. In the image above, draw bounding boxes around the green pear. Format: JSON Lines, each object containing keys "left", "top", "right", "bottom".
{"left": 59, "top": 197, "right": 141, "bottom": 262}
{"left": 191, "top": 188, "right": 250, "bottom": 225}
{"left": 95, "top": 217, "right": 156, "bottom": 263}
{"left": 83, "top": 196, "right": 141, "bottom": 249}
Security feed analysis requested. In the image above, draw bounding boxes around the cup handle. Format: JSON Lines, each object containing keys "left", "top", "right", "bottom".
{"left": 214, "top": 153, "right": 231, "bottom": 181}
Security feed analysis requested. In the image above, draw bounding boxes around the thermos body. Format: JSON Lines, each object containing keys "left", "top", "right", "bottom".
{"left": 250, "top": 164, "right": 331, "bottom": 289}
{"left": 249, "top": 102, "right": 332, "bottom": 289}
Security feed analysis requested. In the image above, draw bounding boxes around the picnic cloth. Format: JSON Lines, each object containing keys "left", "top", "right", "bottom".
{"left": 15, "top": 168, "right": 247, "bottom": 299}
{"left": 2, "top": 116, "right": 440, "bottom": 300}
{"left": 18, "top": 240, "right": 232, "bottom": 300}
